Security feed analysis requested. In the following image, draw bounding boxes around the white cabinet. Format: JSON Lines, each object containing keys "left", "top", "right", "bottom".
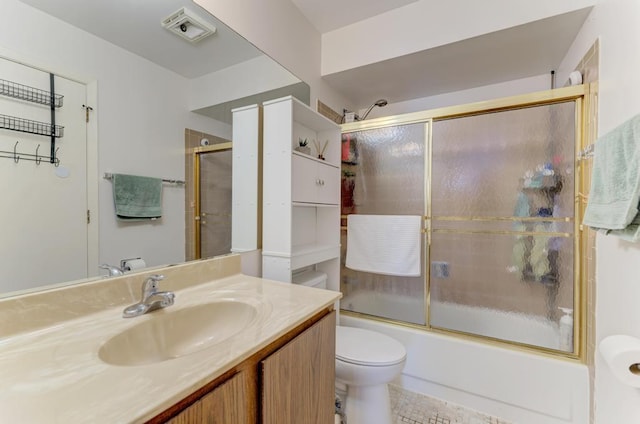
{"left": 231, "top": 104, "right": 262, "bottom": 253}
{"left": 292, "top": 153, "right": 340, "bottom": 205}
{"left": 262, "top": 96, "right": 340, "bottom": 288}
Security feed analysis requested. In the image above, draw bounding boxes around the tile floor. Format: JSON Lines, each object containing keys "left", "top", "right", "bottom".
{"left": 389, "top": 384, "right": 512, "bottom": 424}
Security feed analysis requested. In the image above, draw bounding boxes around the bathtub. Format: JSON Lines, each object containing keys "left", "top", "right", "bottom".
{"left": 341, "top": 291, "right": 560, "bottom": 349}
{"left": 340, "top": 291, "right": 589, "bottom": 424}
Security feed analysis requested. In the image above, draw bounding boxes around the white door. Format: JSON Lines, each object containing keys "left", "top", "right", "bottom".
{"left": 0, "top": 57, "right": 88, "bottom": 293}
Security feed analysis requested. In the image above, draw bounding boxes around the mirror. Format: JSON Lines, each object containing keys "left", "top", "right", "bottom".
{"left": 0, "top": 0, "right": 309, "bottom": 296}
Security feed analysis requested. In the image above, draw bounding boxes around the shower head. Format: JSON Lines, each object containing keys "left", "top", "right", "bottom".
{"left": 360, "top": 98, "right": 388, "bottom": 120}
{"left": 373, "top": 99, "right": 388, "bottom": 107}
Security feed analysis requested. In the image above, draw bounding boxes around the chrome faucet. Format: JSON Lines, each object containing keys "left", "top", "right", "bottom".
{"left": 122, "top": 274, "right": 175, "bottom": 318}
{"left": 100, "top": 263, "right": 125, "bottom": 277}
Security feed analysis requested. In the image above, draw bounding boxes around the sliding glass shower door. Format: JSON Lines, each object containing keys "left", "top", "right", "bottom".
{"left": 340, "top": 87, "right": 586, "bottom": 356}
{"left": 429, "top": 102, "right": 578, "bottom": 353}
{"left": 340, "top": 123, "right": 427, "bottom": 325}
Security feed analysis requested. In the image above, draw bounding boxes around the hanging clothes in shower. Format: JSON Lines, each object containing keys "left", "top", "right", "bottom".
{"left": 511, "top": 165, "right": 563, "bottom": 284}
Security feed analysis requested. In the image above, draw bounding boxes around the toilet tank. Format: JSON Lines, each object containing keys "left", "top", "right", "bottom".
{"left": 292, "top": 269, "right": 327, "bottom": 289}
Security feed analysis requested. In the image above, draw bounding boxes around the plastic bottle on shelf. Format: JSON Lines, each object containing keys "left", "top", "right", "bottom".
{"left": 559, "top": 307, "right": 574, "bottom": 351}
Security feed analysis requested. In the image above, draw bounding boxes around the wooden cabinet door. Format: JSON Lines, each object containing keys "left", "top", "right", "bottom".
{"left": 261, "top": 311, "right": 336, "bottom": 424}
{"left": 167, "top": 371, "right": 247, "bottom": 424}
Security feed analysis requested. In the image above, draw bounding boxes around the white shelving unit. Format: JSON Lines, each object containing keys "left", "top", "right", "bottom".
{"left": 231, "top": 104, "right": 262, "bottom": 253}
{"left": 262, "top": 96, "right": 341, "bottom": 289}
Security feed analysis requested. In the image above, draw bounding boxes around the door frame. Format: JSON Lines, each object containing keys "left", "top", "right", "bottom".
{"left": 192, "top": 142, "right": 233, "bottom": 259}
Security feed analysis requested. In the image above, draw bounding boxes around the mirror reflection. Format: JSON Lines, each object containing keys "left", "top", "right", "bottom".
{"left": 1, "top": 0, "right": 309, "bottom": 296}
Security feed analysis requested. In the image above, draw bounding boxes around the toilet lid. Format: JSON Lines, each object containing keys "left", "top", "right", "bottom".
{"left": 336, "top": 326, "right": 406, "bottom": 367}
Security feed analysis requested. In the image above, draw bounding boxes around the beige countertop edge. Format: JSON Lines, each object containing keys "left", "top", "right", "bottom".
{"left": 0, "top": 272, "right": 342, "bottom": 424}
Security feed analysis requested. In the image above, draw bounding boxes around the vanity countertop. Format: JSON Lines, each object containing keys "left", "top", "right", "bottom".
{"left": 0, "top": 257, "right": 341, "bottom": 423}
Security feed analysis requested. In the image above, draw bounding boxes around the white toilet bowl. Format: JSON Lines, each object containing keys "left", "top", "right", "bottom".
{"left": 290, "top": 271, "right": 406, "bottom": 424}
{"left": 335, "top": 326, "right": 406, "bottom": 424}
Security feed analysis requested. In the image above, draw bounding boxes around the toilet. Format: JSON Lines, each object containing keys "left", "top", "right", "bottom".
{"left": 292, "top": 270, "right": 407, "bottom": 424}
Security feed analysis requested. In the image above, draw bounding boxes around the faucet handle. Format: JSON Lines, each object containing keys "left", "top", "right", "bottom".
{"left": 147, "top": 274, "right": 165, "bottom": 282}
{"left": 100, "top": 263, "right": 124, "bottom": 276}
{"left": 142, "top": 274, "right": 165, "bottom": 295}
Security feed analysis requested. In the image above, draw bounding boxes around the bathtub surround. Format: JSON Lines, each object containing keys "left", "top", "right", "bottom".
{"left": 342, "top": 290, "right": 561, "bottom": 350}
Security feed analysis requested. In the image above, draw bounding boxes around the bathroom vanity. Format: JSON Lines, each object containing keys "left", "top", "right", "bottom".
{"left": 161, "top": 310, "right": 335, "bottom": 423}
{"left": 0, "top": 255, "right": 341, "bottom": 423}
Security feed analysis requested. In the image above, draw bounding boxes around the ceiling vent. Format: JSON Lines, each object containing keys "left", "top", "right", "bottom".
{"left": 161, "top": 7, "right": 216, "bottom": 43}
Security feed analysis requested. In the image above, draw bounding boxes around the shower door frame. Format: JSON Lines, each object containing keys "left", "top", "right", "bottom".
{"left": 192, "top": 142, "right": 233, "bottom": 260}
{"left": 341, "top": 85, "right": 590, "bottom": 361}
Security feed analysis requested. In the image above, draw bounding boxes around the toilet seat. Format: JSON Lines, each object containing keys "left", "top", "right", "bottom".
{"left": 336, "top": 326, "right": 406, "bottom": 367}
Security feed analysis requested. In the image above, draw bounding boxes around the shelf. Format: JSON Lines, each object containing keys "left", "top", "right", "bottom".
{"left": 0, "top": 78, "right": 64, "bottom": 108}
{"left": 292, "top": 150, "right": 339, "bottom": 168}
{"left": 292, "top": 202, "right": 339, "bottom": 208}
{"left": 291, "top": 244, "right": 339, "bottom": 270}
{"left": 0, "top": 114, "right": 64, "bottom": 138}
{"left": 262, "top": 244, "right": 339, "bottom": 270}
{"left": 263, "top": 95, "right": 339, "bottom": 132}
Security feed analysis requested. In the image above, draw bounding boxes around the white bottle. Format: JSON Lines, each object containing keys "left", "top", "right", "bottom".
{"left": 559, "top": 307, "right": 574, "bottom": 352}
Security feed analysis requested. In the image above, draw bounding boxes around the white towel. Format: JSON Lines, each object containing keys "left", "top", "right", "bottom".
{"left": 346, "top": 214, "right": 422, "bottom": 277}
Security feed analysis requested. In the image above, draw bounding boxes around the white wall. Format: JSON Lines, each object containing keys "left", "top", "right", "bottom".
{"left": 322, "top": 0, "right": 597, "bottom": 76}
{"left": 1, "top": 0, "right": 229, "bottom": 274}
{"left": 189, "top": 55, "right": 301, "bottom": 111}
{"left": 360, "top": 74, "right": 552, "bottom": 118}
{"left": 557, "top": 1, "right": 640, "bottom": 423}
{"left": 194, "top": 0, "right": 353, "bottom": 115}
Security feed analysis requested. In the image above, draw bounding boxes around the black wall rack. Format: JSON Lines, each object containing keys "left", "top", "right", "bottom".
{"left": 0, "top": 78, "right": 64, "bottom": 108}
{"left": 0, "top": 73, "right": 64, "bottom": 164}
{"left": 0, "top": 114, "right": 64, "bottom": 138}
{"left": 0, "top": 141, "right": 59, "bottom": 166}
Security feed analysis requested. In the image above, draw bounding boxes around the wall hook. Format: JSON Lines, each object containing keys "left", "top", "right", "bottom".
{"left": 35, "top": 144, "right": 42, "bottom": 165}
{"left": 13, "top": 141, "right": 19, "bottom": 163}
{"left": 54, "top": 147, "right": 60, "bottom": 167}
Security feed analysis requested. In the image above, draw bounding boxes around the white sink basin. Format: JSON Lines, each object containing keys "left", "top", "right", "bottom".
{"left": 98, "top": 300, "right": 257, "bottom": 366}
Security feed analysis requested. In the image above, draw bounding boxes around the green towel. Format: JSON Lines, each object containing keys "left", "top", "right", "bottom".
{"left": 583, "top": 114, "right": 640, "bottom": 241}
{"left": 113, "top": 173, "right": 162, "bottom": 221}
{"left": 607, "top": 212, "right": 640, "bottom": 242}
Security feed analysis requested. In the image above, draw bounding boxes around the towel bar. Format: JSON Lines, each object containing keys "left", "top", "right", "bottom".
{"left": 103, "top": 172, "right": 185, "bottom": 185}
